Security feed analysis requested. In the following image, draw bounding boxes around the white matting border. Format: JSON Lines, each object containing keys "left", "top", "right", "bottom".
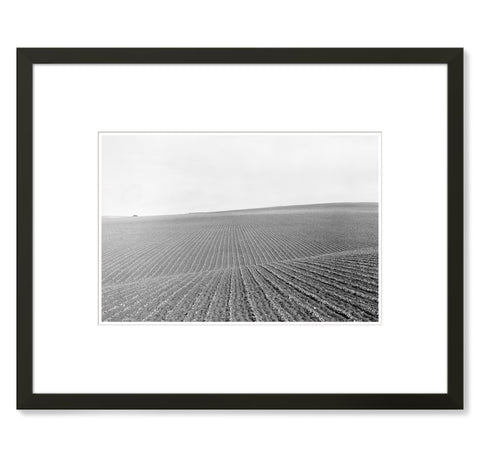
{"left": 33, "top": 64, "right": 447, "bottom": 393}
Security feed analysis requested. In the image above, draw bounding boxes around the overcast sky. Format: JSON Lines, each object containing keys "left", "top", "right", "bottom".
{"left": 101, "top": 133, "right": 379, "bottom": 216}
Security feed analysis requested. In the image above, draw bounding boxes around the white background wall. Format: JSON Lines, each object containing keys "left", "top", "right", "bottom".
{"left": 0, "top": 1, "right": 476, "bottom": 466}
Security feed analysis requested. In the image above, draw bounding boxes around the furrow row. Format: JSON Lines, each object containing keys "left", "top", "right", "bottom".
{"left": 103, "top": 252, "right": 378, "bottom": 322}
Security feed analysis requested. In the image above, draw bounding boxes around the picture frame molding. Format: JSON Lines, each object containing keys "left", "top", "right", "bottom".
{"left": 17, "top": 48, "right": 464, "bottom": 410}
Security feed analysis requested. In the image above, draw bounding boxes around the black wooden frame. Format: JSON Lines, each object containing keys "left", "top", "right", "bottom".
{"left": 17, "top": 48, "right": 464, "bottom": 409}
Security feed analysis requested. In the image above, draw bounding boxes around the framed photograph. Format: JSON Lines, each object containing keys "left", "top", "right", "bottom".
{"left": 17, "top": 48, "right": 463, "bottom": 409}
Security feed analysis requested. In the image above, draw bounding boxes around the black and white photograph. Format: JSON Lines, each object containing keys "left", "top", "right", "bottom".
{"left": 100, "top": 132, "right": 380, "bottom": 322}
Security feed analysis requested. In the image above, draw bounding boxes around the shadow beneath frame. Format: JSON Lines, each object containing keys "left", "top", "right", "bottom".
{"left": 462, "top": 49, "right": 470, "bottom": 412}
{"left": 19, "top": 407, "right": 466, "bottom": 417}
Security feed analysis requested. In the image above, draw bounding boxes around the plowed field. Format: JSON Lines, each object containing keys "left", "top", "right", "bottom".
{"left": 101, "top": 203, "right": 379, "bottom": 322}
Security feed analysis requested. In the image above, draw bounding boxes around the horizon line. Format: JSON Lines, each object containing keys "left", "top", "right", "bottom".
{"left": 102, "top": 201, "right": 379, "bottom": 219}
